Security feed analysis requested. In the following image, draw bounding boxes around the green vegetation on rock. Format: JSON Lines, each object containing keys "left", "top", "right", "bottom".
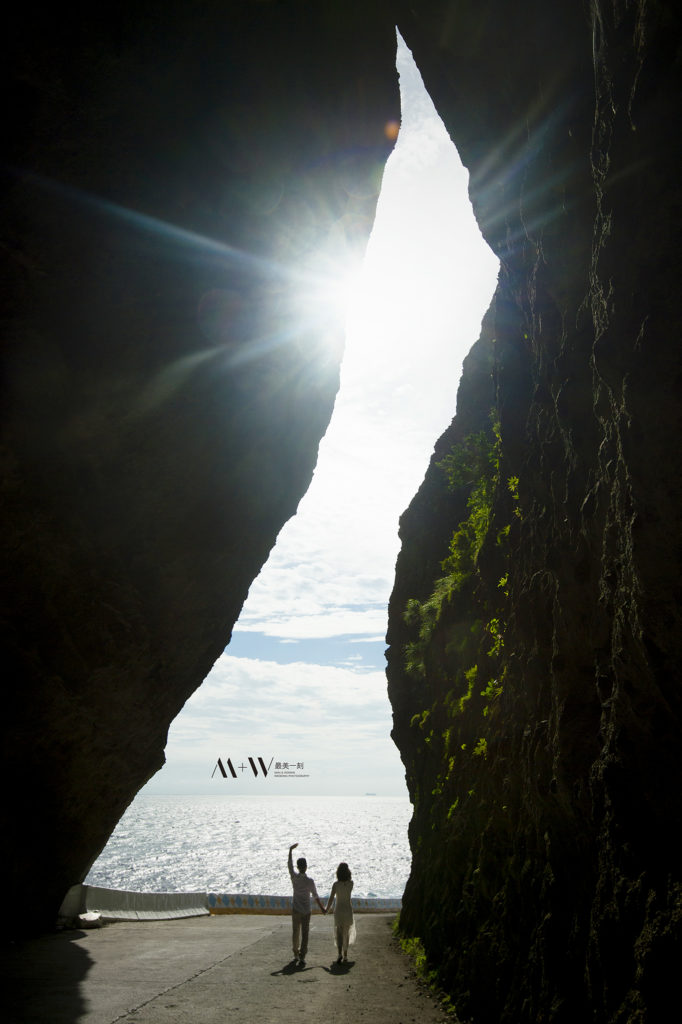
{"left": 401, "top": 411, "right": 522, "bottom": 812}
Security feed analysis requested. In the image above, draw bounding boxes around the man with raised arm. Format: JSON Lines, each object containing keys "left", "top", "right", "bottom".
{"left": 287, "top": 842, "right": 326, "bottom": 966}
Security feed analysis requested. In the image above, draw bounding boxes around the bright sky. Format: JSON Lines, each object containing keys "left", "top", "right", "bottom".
{"left": 142, "top": 35, "right": 498, "bottom": 797}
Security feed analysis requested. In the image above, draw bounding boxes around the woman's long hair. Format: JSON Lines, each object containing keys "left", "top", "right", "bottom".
{"left": 336, "top": 861, "right": 352, "bottom": 882}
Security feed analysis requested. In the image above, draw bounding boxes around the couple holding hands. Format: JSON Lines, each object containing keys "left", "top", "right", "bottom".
{"left": 287, "top": 842, "right": 356, "bottom": 966}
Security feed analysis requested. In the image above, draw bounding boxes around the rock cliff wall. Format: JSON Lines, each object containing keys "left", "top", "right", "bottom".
{"left": 387, "top": 2, "right": 682, "bottom": 1021}
{"left": 2, "top": 2, "right": 681, "bottom": 1017}
{"left": 1, "top": 1, "right": 398, "bottom": 929}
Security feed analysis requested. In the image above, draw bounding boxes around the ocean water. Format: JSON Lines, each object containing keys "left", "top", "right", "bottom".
{"left": 86, "top": 794, "right": 412, "bottom": 899}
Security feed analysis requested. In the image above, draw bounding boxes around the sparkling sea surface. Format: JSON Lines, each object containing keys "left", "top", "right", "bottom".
{"left": 86, "top": 794, "right": 412, "bottom": 898}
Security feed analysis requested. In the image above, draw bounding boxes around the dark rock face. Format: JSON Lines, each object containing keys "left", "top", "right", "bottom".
{"left": 387, "top": 2, "right": 682, "bottom": 1021}
{"left": 1, "top": 2, "right": 399, "bottom": 928}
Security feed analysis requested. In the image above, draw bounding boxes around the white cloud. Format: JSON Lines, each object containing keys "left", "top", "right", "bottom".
{"left": 143, "top": 653, "right": 403, "bottom": 796}
{"left": 237, "top": 608, "right": 388, "bottom": 640}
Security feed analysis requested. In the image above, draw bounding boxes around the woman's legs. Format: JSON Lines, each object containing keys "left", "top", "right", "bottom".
{"left": 341, "top": 923, "right": 349, "bottom": 959}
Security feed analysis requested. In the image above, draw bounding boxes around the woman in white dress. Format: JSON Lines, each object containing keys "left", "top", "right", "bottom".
{"left": 324, "top": 861, "right": 356, "bottom": 963}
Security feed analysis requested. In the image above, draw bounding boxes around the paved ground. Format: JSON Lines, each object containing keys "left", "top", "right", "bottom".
{"left": 4, "top": 914, "right": 454, "bottom": 1024}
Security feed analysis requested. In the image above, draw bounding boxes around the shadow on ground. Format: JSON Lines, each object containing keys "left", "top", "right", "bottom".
{"left": 3, "top": 929, "right": 92, "bottom": 1024}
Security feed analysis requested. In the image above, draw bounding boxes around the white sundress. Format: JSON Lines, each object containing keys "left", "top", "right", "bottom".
{"left": 330, "top": 878, "right": 356, "bottom": 948}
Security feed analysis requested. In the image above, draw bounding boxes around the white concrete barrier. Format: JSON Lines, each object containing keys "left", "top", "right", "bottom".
{"left": 77, "top": 885, "right": 209, "bottom": 921}
{"left": 57, "top": 886, "right": 401, "bottom": 923}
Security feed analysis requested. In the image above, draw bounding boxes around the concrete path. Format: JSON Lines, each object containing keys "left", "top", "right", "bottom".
{"left": 4, "top": 914, "right": 452, "bottom": 1024}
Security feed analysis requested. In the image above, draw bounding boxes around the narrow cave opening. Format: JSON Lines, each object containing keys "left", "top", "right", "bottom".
{"left": 86, "top": 33, "right": 498, "bottom": 899}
